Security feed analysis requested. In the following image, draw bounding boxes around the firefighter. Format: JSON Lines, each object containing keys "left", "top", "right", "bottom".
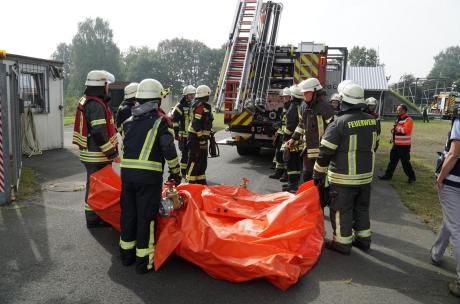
{"left": 119, "top": 78, "right": 181, "bottom": 274}
{"left": 72, "top": 70, "right": 119, "bottom": 228}
{"left": 313, "top": 82, "right": 380, "bottom": 255}
{"left": 281, "top": 85, "right": 304, "bottom": 193}
{"left": 269, "top": 87, "right": 291, "bottom": 181}
{"left": 116, "top": 82, "right": 138, "bottom": 133}
{"left": 330, "top": 93, "right": 341, "bottom": 112}
{"left": 287, "top": 78, "right": 334, "bottom": 182}
{"left": 379, "top": 104, "right": 416, "bottom": 183}
{"left": 365, "top": 97, "right": 379, "bottom": 119}
{"left": 186, "top": 85, "right": 213, "bottom": 184}
{"left": 172, "top": 85, "right": 196, "bottom": 177}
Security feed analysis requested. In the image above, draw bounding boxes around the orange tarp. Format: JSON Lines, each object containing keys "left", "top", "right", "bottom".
{"left": 88, "top": 166, "right": 324, "bottom": 290}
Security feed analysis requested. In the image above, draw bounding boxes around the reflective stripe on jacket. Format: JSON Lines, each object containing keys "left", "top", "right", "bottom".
{"left": 393, "top": 114, "right": 413, "bottom": 146}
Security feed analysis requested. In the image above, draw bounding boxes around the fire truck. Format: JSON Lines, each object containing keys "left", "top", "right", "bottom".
{"left": 214, "top": 0, "right": 347, "bottom": 155}
{"left": 429, "top": 91, "right": 459, "bottom": 119}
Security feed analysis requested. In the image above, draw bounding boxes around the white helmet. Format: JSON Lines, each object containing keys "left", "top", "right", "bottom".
{"left": 366, "top": 97, "right": 377, "bottom": 106}
{"left": 280, "top": 87, "right": 291, "bottom": 97}
{"left": 330, "top": 93, "right": 341, "bottom": 102}
{"left": 85, "top": 70, "right": 115, "bottom": 86}
{"left": 124, "top": 82, "right": 139, "bottom": 99}
{"left": 289, "top": 85, "right": 303, "bottom": 99}
{"left": 298, "top": 77, "right": 322, "bottom": 93}
{"left": 182, "top": 85, "right": 196, "bottom": 96}
{"left": 195, "top": 85, "right": 211, "bottom": 98}
{"left": 136, "top": 79, "right": 164, "bottom": 99}
{"left": 337, "top": 80, "right": 354, "bottom": 94}
{"left": 340, "top": 83, "right": 365, "bottom": 105}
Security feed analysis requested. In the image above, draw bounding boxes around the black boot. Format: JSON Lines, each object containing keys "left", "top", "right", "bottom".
{"left": 287, "top": 174, "right": 300, "bottom": 193}
{"left": 352, "top": 238, "right": 371, "bottom": 252}
{"left": 279, "top": 171, "right": 288, "bottom": 182}
{"left": 325, "top": 239, "right": 351, "bottom": 255}
{"left": 269, "top": 169, "right": 284, "bottom": 179}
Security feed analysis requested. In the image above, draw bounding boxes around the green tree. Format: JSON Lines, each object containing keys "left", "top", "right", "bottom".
{"left": 348, "top": 46, "right": 381, "bottom": 67}
{"left": 428, "top": 46, "right": 460, "bottom": 83}
{"left": 51, "top": 43, "right": 72, "bottom": 92}
{"left": 68, "top": 17, "right": 123, "bottom": 96}
{"left": 124, "top": 46, "right": 166, "bottom": 84}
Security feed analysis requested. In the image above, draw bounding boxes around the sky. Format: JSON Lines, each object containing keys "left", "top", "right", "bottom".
{"left": 2, "top": 0, "right": 459, "bottom": 84}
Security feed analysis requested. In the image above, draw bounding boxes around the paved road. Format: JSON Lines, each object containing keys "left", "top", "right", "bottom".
{"left": 0, "top": 127, "right": 457, "bottom": 304}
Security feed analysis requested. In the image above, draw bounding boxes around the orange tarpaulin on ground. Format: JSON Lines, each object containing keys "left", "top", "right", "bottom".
{"left": 88, "top": 165, "right": 324, "bottom": 290}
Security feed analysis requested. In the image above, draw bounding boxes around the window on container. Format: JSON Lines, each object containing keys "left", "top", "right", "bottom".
{"left": 19, "top": 71, "right": 49, "bottom": 113}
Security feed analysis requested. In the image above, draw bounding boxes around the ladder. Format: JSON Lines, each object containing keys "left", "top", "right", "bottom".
{"left": 214, "top": 0, "right": 262, "bottom": 113}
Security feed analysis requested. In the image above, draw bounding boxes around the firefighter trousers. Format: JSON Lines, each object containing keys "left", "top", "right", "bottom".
{"left": 186, "top": 143, "right": 208, "bottom": 184}
{"left": 329, "top": 184, "right": 372, "bottom": 249}
{"left": 287, "top": 151, "right": 302, "bottom": 191}
{"left": 302, "top": 157, "right": 316, "bottom": 182}
{"left": 84, "top": 162, "right": 107, "bottom": 224}
{"left": 119, "top": 181, "right": 161, "bottom": 273}
{"left": 274, "top": 135, "right": 285, "bottom": 170}
{"left": 384, "top": 146, "right": 416, "bottom": 179}
{"left": 179, "top": 139, "right": 189, "bottom": 177}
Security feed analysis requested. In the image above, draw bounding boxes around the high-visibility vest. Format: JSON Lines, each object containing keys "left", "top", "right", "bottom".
{"left": 393, "top": 114, "right": 413, "bottom": 146}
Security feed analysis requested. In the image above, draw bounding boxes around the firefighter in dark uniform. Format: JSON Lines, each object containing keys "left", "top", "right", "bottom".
{"left": 313, "top": 82, "right": 380, "bottom": 255}
{"left": 270, "top": 87, "right": 291, "bottom": 181}
{"left": 287, "top": 77, "right": 334, "bottom": 182}
{"left": 186, "top": 85, "right": 213, "bottom": 184}
{"left": 172, "top": 85, "right": 196, "bottom": 177}
{"left": 281, "top": 85, "right": 304, "bottom": 193}
{"left": 116, "top": 82, "right": 138, "bottom": 134}
{"left": 365, "top": 97, "right": 381, "bottom": 150}
{"left": 72, "top": 70, "right": 119, "bottom": 228}
{"left": 119, "top": 78, "right": 181, "bottom": 274}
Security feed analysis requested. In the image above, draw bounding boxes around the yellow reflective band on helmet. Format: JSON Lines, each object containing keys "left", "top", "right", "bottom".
{"left": 348, "top": 134, "right": 357, "bottom": 175}
{"left": 355, "top": 229, "right": 372, "bottom": 238}
{"left": 90, "top": 119, "right": 106, "bottom": 127}
{"left": 139, "top": 117, "right": 163, "bottom": 161}
{"left": 120, "top": 159, "right": 163, "bottom": 171}
{"left": 314, "top": 162, "right": 328, "bottom": 173}
{"left": 321, "top": 139, "right": 338, "bottom": 150}
{"left": 119, "top": 239, "right": 136, "bottom": 250}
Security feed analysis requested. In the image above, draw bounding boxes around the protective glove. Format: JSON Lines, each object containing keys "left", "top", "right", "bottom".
{"left": 312, "top": 171, "right": 325, "bottom": 186}
{"left": 168, "top": 173, "right": 182, "bottom": 186}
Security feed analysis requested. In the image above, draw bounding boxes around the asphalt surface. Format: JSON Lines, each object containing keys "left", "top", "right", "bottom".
{"left": 0, "top": 126, "right": 458, "bottom": 304}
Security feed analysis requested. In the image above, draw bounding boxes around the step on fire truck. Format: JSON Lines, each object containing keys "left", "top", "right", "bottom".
{"left": 214, "top": 0, "right": 347, "bottom": 156}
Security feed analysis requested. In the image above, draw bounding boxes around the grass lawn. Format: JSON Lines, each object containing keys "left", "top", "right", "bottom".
{"left": 64, "top": 116, "right": 75, "bottom": 126}
{"left": 375, "top": 118, "right": 451, "bottom": 230}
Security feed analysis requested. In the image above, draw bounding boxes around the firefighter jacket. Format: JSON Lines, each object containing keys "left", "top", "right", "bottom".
{"left": 72, "top": 95, "right": 118, "bottom": 164}
{"left": 313, "top": 109, "right": 380, "bottom": 186}
{"left": 188, "top": 99, "right": 213, "bottom": 143}
{"left": 116, "top": 98, "right": 136, "bottom": 133}
{"left": 121, "top": 102, "right": 180, "bottom": 184}
{"left": 283, "top": 98, "right": 304, "bottom": 152}
{"left": 392, "top": 113, "right": 413, "bottom": 146}
{"left": 172, "top": 97, "right": 191, "bottom": 139}
{"left": 291, "top": 98, "right": 334, "bottom": 159}
{"left": 276, "top": 102, "right": 290, "bottom": 136}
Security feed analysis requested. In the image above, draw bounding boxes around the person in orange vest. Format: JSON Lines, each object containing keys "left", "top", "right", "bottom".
{"left": 379, "top": 104, "right": 416, "bottom": 183}
{"left": 72, "top": 70, "right": 120, "bottom": 228}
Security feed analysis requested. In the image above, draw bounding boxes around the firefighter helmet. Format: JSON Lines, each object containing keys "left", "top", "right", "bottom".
{"left": 337, "top": 80, "right": 354, "bottom": 94}
{"left": 366, "top": 97, "right": 377, "bottom": 106}
{"left": 280, "top": 87, "right": 291, "bottom": 96}
{"left": 182, "top": 85, "right": 196, "bottom": 96}
{"left": 136, "top": 79, "right": 164, "bottom": 99}
{"left": 298, "top": 78, "right": 322, "bottom": 92}
{"left": 289, "top": 85, "right": 304, "bottom": 99}
{"left": 195, "top": 85, "right": 211, "bottom": 98}
{"left": 124, "top": 82, "right": 139, "bottom": 99}
{"left": 85, "top": 70, "right": 115, "bottom": 86}
{"left": 340, "top": 83, "right": 365, "bottom": 105}
{"left": 330, "top": 93, "right": 341, "bottom": 102}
